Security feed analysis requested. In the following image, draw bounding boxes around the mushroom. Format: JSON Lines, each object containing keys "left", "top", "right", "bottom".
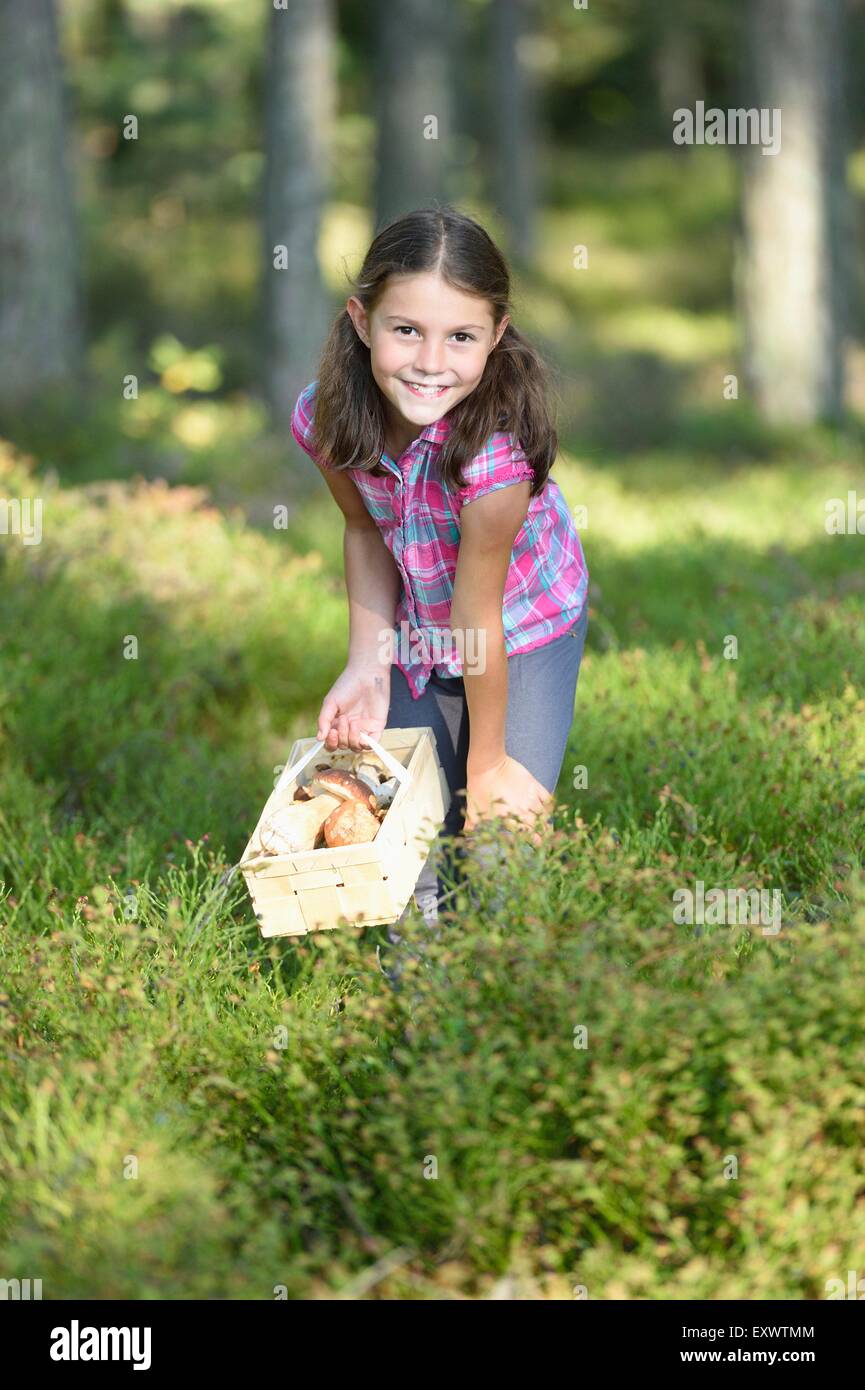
{"left": 307, "top": 767, "right": 378, "bottom": 813}
{"left": 259, "top": 793, "right": 340, "bottom": 854}
{"left": 318, "top": 750, "right": 357, "bottom": 773}
{"left": 374, "top": 776, "right": 400, "bottom": 809}
{"left": 352, "top": 761, "right": 384, "bottom": 796}
{"left": 351, "top": 748, "right": 387, "bottom": 771}
{"left": 322, "top": 799, "right": 381, "bottom": 847}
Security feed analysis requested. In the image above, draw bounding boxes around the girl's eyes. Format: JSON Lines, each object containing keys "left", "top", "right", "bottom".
{"left": 394, "top": 326, "right": 475, "bottom": 343}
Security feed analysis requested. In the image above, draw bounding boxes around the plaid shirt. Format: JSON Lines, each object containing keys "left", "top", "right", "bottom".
{"left": 291, "top": 379, "right": 589, "bottom": 699}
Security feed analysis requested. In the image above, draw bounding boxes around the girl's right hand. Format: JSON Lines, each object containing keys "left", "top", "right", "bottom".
{"left": 316, "top": 662, "right": 391, "bottom": 752}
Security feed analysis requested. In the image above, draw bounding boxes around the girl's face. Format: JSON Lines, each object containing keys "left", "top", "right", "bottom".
{"left": 347, "top": 271, "right": 509, "bottom": 443}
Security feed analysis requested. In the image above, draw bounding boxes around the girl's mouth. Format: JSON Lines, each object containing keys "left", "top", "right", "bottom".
{"left": 401, "top": 381, "right": 451, "bottom": 399}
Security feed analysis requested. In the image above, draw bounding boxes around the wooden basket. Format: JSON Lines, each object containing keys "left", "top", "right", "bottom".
{"left": 239, "top": 727, "right": 450, "bottom": 938}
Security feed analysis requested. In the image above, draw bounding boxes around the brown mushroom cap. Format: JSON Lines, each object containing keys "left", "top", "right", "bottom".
{"left": 308, "top": 768, "right": 377, "bottom": 811}
{"left": 322, "top": 799, "right": 380, "bottom": 847}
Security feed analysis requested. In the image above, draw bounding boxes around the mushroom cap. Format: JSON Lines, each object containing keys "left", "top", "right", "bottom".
{"left": 351, "top": 749, "right": 388, "bottom": 774}
{"left": 308, "top": 767, "right": 377, "bottom": 810}
{"left": 322, "top": 799, "right": 380, "bottom": 847}
{"left": 259, "top": 793, "right": 340, "bottom": 854}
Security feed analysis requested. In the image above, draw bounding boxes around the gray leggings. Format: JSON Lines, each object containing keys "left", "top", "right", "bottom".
{"left": 385, "top": 602, "right": 589, "bottom": 905}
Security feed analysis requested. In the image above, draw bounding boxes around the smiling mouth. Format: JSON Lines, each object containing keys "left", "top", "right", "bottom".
{"left": 401, "top": 381, "right": 452, "bottom": 398}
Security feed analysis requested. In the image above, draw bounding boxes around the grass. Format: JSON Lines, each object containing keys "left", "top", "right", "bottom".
{"left": 1, "top": 400, "right": 864, "bottom": 1298}
{"left": 4, "top": 0, "right": 865, "bottom": 1291}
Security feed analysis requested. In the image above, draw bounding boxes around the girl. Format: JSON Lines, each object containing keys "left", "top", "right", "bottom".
{"left": 290, "top": 205, "right": 589, "bottom": 927}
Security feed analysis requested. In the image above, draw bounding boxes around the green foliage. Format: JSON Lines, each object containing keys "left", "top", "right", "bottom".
{"left": 1, "top": 424, "right": 864, "bottom": 1297}
{"left": 3, "top": 0, "right": 865, "bottom": 1298}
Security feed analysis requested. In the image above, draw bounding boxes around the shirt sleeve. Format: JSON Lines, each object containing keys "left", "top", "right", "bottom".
{"left": 290, "top": 379, "right": 334, "bottom": 470}
{"left": 456, "top": 431, "right": 535, "bottom": 509}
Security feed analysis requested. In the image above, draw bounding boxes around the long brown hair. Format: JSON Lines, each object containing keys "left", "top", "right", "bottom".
{"left": 311, "top": 205, "right": 557, "bottom": 498}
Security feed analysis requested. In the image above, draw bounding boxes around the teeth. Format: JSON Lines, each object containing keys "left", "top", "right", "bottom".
{"left": 405, "top": 382, "right": 447, "bottom": 396}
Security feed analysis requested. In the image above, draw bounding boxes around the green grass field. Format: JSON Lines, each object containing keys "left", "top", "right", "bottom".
{"left": 2, "top": 393, "right": 864, "bottom": 1297}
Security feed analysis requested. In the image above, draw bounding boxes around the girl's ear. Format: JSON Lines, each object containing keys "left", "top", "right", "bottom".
{"left": 494, "top": 315, "right": 510, "bottom": 349}
{"left": 346, "top": 296, "right": 371, "bottom": 348}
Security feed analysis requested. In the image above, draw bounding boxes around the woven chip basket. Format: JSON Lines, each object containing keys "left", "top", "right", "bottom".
{"left": 239, "top": 726, "right": 450, "bottom": 937}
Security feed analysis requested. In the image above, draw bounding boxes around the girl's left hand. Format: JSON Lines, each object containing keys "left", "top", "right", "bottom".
{"left": 463, "top": 755, "right": 555, "bottom": 846}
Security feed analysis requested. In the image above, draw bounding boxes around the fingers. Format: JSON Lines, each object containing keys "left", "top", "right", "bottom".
{"left": 317, "top": 695, "right": 338, "bottom": 741}
{"left": 321, "top": 714, "right": 347, "bottom": 750}
{"left": 463, "top": 791, "right": 553, "bottom": 852}
{"left": 337, "top": 713, "right": 351, "bottom": 748}
{"left": 320, "top": 715, "right": 381, "bottom": 753}
{"left": 348, "top": 718, "right": 378, "bottom": 751}
{"left": 510, "top": 801, "right": 552, "bottom": 842}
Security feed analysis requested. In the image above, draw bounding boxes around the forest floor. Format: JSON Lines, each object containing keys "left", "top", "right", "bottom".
{"left": 2, "top": 402, "right": 864, "bottom": 1297}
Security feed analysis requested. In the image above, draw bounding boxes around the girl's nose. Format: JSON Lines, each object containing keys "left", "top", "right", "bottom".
{"left": 413, "top": 342, "right": 446, "bottom": 375}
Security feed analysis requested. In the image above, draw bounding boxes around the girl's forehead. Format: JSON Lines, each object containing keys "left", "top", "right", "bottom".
{"left": 376, "top": 273, "right": 494, "bottom": 325}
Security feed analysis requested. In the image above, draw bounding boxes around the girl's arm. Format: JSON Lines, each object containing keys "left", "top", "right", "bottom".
{"left": 345, "top": 528, "right": 401, "bottom": 670}
{"left": 450, "top": 482, "right": 554, "bottom": 836}
{"left": 450, "top": 482, "right": 530, "bottom": 771}
{"left": 314, "top": 464, "right": 399, "bottom": 750}
{"left": 315, "top": 462, "right": 400, "bottom": 669}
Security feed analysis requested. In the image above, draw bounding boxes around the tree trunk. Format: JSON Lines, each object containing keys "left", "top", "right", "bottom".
{"left": 490, "top": 0, "right": 540, "bottom": 268}
{"left": 0, "top": 0, "right": 85, "bottom": 413}
{"left": 373, "top": 0, "right": 455, "bottom": 230}
{"left": 261, "top": 0, "right": 336, "bottom": 429}
{"left": 652, "top": 11, "right": 702, "bottom": 123}
{"left": 738, "top": 0, "right": 849, "bottom": 424}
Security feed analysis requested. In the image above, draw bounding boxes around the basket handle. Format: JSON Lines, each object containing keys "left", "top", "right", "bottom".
{"left": 357, "top": 730, "right": 411, "bottom": 786}
{"left": 273, "top": 730, "right": 411, "bottom": 799}
{"left": 273, "top": 737, "right": 327, "bottom": 797}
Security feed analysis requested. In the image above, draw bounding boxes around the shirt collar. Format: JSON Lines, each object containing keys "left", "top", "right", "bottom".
{"left": 417, "top": 412, "right": 452, "bottom": 448}
{"left": 382, "top": 411, "right": 452, "bottom": 469}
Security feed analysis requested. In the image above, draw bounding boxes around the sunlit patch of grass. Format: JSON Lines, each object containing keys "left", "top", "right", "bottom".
{"left": 592, "top": 306, "right": 734, "bottom": 363}
{"left": 553, "top": 445, "right": 862, "bottom": 551}
{"left": 520, "top": 155, "right": 740, "bottom": 441}
{"left": 534, "top": 209, "right": 652, "bottom": 298}
{"left": 320, "top": 202, "right": 374, "bottom": 293}
{"left": 546, "top": 148, "right": 737, "bottom": 246}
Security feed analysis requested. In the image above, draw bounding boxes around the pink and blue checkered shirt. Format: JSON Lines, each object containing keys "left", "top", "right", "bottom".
{"left": 291, "top": 379, "right": 589, "bottom": 699}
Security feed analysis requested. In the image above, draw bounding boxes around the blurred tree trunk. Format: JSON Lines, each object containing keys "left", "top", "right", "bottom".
{"left": 738, "top": 0, "right": 848, "bottom": 424}
{"left": 262, "top": 0, "right": 336, "bottom": 429}
{"left": 373, "top": 0, "right": 455, "bottom": 229}
{"left": 0, "top": 0, "right": 85, "bottom": 413}
{"left": 652, "top": 14, "right": 702, "bottom": 119}
{"left": 490, "top": 0, "right": 540, "bottom": 268}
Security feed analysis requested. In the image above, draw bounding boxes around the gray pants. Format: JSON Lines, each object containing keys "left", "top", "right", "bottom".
{"left": 385, "top": 602, "right": 589, "bottom": 911}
